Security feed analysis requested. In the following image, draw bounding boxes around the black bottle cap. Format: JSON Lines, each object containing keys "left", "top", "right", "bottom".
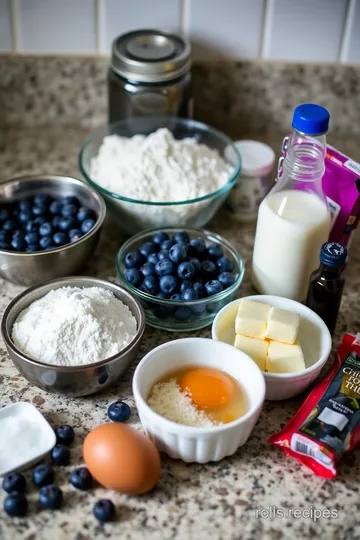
{"left": 320, "top": 242, "right": 347, "bottom": 268}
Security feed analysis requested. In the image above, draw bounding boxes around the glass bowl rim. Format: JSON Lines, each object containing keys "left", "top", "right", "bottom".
{"left": 78, "top": 116, "right": 241, "bottom": 206}
{"left": 115, "top": 226, "right": 245, "bottom": 306}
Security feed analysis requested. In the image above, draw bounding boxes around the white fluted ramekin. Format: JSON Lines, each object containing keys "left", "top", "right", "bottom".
{"left": 132, "top": 337, "right": 265, "bottom": 463}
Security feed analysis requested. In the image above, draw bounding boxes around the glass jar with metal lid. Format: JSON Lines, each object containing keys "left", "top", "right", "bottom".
{"left": 108, "top": 29, "right": 192, "bottom": 123}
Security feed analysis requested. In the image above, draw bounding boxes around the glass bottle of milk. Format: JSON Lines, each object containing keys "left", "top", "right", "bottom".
{"left": 252, "top": 104, "right": 331, "bottom": 301}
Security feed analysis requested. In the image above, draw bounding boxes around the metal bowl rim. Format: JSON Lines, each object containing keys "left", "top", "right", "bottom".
{"left": 1, "top": 276, "right": 146, "bottom": 371}
{"left": 0, "top": 175, "right": 106, "bottom": 256}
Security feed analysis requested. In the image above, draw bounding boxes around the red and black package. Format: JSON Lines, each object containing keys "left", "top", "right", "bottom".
{"left": 269, "top": 333, "right": 360, "bottom": 478}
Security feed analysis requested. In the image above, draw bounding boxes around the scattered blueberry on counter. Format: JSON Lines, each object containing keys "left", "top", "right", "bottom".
{"left": 33, "top": 464, "right": 55, "bottom": 487}
{"left": 123, "top": 231, "right": 237, "bottom": 303}
{"left": 54, "top": 424, "right": 75, "bottom": 446}
{"left": 70, "top": 467, "right": 93, "bottom": 491}
{"left": 93, "top": 499, "right": 115, "bottom": 522}
{"left": 107, "top": 400, "right": 131, "bottom": 423}
{"left": 2, "top": 472, "right": 26, "bottom": 493}
{"left": 51, "top": 444, "right": 71, "bottom": 466}
{"left": 39, "top": 484, "right": 63, "bottom": 510}
{"left": 0, "top": 195, "right": 97, "bottom": 252}
{"left": 3, "top": 491, "right": 28, "bottom": 517}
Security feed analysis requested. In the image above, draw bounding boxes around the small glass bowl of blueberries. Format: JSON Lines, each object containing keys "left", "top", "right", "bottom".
{"left": 116, "top": 228, "right": 244, "bottom": 331}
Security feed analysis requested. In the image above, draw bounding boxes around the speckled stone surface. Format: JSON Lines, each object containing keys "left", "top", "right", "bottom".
{"left": 1, "top": 55, "right": 360, "bottom": 136}
{"left": 0, "top": 126, "right": 359, "bottom": 540}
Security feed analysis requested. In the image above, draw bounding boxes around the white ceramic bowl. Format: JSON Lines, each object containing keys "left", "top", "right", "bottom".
{"left": 212, "top": 295, "right": 332, "bottom": 400}
{"left": 132, "top": 338, "right": 265, "bottom": 463}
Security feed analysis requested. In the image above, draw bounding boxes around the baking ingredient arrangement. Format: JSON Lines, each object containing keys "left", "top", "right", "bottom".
{"left": 1, "top": 94, "right": 360, "bottom": 526}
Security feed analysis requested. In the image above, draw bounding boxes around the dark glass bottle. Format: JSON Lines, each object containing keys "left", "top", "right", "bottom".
{"left": 306, "top": 242, "right": 347, "bottom": 336}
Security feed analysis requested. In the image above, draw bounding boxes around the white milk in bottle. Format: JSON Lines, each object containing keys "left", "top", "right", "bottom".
{"left": 252, "top": 104, "right": 331, "bottom": 301}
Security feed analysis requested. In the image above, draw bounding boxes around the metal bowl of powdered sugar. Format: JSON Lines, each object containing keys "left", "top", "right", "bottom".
{"left": 79, "top": 116, "right": 241, "bottom": 234}
{"left": 1, "top": 276, "right": 145, "bottom": 397}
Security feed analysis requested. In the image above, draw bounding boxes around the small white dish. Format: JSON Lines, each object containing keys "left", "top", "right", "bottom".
{"left": 212, "top": 295, "right": 332, "bottom": 400}
{"left": 0, "top": 402, "right": 56, "bottom": 476}
{"left": 133, "top": 337, "right": 265, "bottom": 463}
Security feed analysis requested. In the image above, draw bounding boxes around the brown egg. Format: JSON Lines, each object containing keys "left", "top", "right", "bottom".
{"left": 83, "top": 423, "right": 160, "bottom": 494}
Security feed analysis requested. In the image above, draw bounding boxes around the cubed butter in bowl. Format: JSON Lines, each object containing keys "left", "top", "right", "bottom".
{"left": 211, "top": 295, "right": 332, "bottom": 400}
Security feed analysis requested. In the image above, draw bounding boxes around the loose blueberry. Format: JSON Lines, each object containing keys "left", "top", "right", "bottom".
{"left": 61, "top": 196, "right": 79, "bottom": 206}
{"left": 152, "top": 231, "right": 169, "bottom": 245}
{"left": 25, "top": 220, "right": 39, "bottom": 233}
{"left": 193, "top": 281, "right": 206, "bottom": 298}
{"left": 11, "top": 237, "right": 26, "bottom": 251}
{"left": 216, "top": 257, "right": 234, "bottom": 273}
{"left": 33, "top": 464, "right": 54, "bottom": 487}
{"left": 124, "top": 251, "right": 144, "bottom": 269}
{"left": 51, "top": 444, "right": 70, "bottom": 466}
{"left": 53, "top": 232, "right": 68, "bottom": 246}
{"left": 2, "top": 472, "right": 26, "bottom": 493}
{"left": 39, "top": 236, "right": 53, "bottom": 250}
{"left": 107, "top": 400, "right": 131, "bottom": 422}
{"left": 124, "top": 268, "right": 142, "bottom": 287}
{"left": 201, "top": 260, "right": 217, "bottom": 279}
{"left": 39, "top": 222, "right": 53, "bottom": 237}
{"left": 160, "top": 239, "right": 173, "bottom": 251}
{"left": 81, "top": 218, "right": 96, "bottom": 234}
{"left": 139, "top": 242, "right": 157, "bottom": 258}
{"left": 180, "top": 280, "right": 193, "bottom": 293}
{"left": 218, "top": 272, "right": 236, "bottom": 287}
{"left": 26, "top": 244, "right": 39, "bottom": 252}
{"left": 61, "top": 204, "right": 78, "bottom": 218}
{"left": 69, "top": 467, "right": 93, "bottom": 491}
{"left": 141, "top": 262, "right": 156, "bottom": 278}
{"left": 177, "top": 261, "right": 195, "bottom": 280}
{"left": 173, "top": 231, "right": 190, "bottom": 244}
{"left": 52, "top": 216, "right": 62, "bottom": 229}
{"left": 39, "top": 484, "right": 63, "bottom": 510}
{"left": 174, "top": 306, "right": 192, "bottom": 320}
{"left": 77, "top": 207, "right": 96, "bottom": 222}
{"left": 189, "top": 257, "right": 201, "bottom": 275}
{"left": 3, "top": 491, "right": 28, "bottom": 517}
{"left": 169, "top": 243, "right": 187, "bottom": 264}
{"left": 18, "top": 211, "right": 32, "bottom": 223}
{"left": 34, "top": 194, "right": 52, "bottom": 206}
{"left": 170, "top": 293, "right": 182, "bottom": 301}
{"left": 32, "top": 205, "right": 47, "bottom": 217}
{"left": 54, "top": 425, "right": 75, "bottom": 446}
{"left": 18, "top": 199, "right": 32, "bottom": 211}
{"left": 25, "top": 232, "right": 40, "bottom": 245}
{"left": 49, "top": 201, "right": 62, "bottom": 215}
{"left": 160, "top": 275, "right": 178, "bottom": 295}
{"left": 181, "top": 288, "right": 198, "bottom": 301}
{"left": 142, "top": 276, "right": 159, "bottom": 295}
{"left": 0, "top": 209, "right": 10, "bottom": 221}
{"left": 59, "top": 216, "right": 77, "bottom": 232}
{"left": 157, "top": 250, "right": 169, "bottom": 261}
{"left": 69, "top": 228, "right": 83, "bottom": 242}
{"left": 147, "top": 253, "right": 159, "bottom": 266}
{"left": 3, "top": 219, "right": 17, "bottom": 231}
{"left": 205, "top": 280, "right": 223, "bottom": 296}
{"left": 93, "top": 499, "right": 115, "bottom": 522}
{"left": 155, "top": 258, "right": 175, "bottom": 277}
{"left": 189, "top": 237, "right": 206, "bottom": 257}
{"left": 207, "top": 242, "right": 224, "bottom": 260}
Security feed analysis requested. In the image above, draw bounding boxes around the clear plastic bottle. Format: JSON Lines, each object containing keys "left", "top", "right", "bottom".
{"left": 251, "top": 104, "right": 332, "bottom": 301}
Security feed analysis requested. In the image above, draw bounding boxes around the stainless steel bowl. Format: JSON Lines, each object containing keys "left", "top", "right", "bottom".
{"left": 1, "top": 276, "right": 146, "bottom": 397}
{"left": 0, "top": 175, "right": 106, "bottom": 286}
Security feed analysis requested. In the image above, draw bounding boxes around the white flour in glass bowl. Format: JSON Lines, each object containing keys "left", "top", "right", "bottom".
{"left": 89, "top": 128, "right": 234, "bottom": 228}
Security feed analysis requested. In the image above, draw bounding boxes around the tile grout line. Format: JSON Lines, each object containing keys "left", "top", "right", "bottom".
{"left": 9, "top": 0, "right": 20, "bottom": 53}
{"left": 95, "top": 0, "right": 106, "bottom": 55}
{"left": 339, "top": 0, "right": 357, "bottom": 63}
{"left": 260, "top": 0, "right": 274, "bottom": 60}
{"left": 180, "top": 0, "right": 191, "bottom": 37}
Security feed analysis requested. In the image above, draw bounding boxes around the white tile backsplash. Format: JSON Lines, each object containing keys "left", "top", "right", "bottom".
{"left": 104, "top": 0, "right": 182, "bottom": 53}
{"left": 0, "top": 0, "right": 359, "bottom": 64}
{"left": 266, "top": 0, "right": 348, "bottom": 62}
{"left": 17, "top": 0, "right": 97, "bottom": 54}
{"left": 190, "top": 0, "right": 264, "bottom": 60}
{"left": 0, "top": 0, "right": 11, "bottom": 51}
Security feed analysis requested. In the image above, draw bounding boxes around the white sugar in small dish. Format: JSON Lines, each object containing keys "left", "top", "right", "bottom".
{"left": 0, "top": 402, "right": 56, "bottom": 476}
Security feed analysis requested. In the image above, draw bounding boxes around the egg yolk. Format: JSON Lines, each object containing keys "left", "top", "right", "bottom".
{"left": 180, "top": 367, "right": 235, "bottom": 409}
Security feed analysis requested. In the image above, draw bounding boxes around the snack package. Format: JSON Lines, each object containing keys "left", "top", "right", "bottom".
{"left": 323, "top": 145, "right": 360, "bottom": 248}
{"left": 269, "top": 333, "right": 360, "bottom": 478}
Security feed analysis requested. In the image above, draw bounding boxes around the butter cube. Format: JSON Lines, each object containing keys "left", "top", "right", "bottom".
{"left": 235, "top": 299, "right": 271, "bottom": 339}
{"left": 234, "top": 334, "right": 268, "bottom": 371}
{"left": 264, "top": 307, "right": 300, "bottom": 345}
{"left": 266, "top": 340, "right": 305, "bottom": 374}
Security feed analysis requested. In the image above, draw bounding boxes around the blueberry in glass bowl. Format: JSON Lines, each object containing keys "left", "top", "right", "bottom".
{"left": 116, "top": 227, "right": 244, "bottom": 332}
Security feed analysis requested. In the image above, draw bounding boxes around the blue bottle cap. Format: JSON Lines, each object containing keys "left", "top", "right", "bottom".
{"left": 292, "top": 104, "right": 330, "bottom": 135}
{"left": 320, "top": 242, "right": 347, "bottom": 268}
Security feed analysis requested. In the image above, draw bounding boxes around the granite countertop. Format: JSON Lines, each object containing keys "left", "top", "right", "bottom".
{"left": 0, "top": 126, "right": 359, "bottom": 540}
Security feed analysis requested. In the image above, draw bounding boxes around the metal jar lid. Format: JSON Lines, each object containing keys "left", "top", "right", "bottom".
{"left": 111, "top": 29, "right": 191, "bottom": 83}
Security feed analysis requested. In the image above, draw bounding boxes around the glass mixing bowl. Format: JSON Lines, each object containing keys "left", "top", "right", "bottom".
{"left": 79, "top": 117, "right": 241, "bottom": 234}
{"left": 115, "top": 227, "right": 245, "bottom": 332}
